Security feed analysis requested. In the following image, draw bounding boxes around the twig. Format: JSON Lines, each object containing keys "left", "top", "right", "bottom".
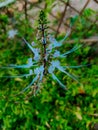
{"left": 24, "top": 0, "right": 28, "bottom": 21}
{"left": 80, "top": 0, "right": 90, "bottom": 14}
{"left": 87, "top": 113, "right": 98, "bottom": 117}
{"left": 55, "top": 0, "right": 69, "bottom": 37}
{"left": 94, "top": 0, "right": 98, "bottom": 4}
{"left": 65, "top": 37, "right": 98, "bottom": 44}
{"left": 41, "top": 24, "right": 47, "bottom": 74}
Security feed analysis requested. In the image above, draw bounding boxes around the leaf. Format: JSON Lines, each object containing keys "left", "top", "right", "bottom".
{"left": 70, "top": 15, "right": 78, "bottom": 27}
{"left": 75, "top": 111, "right": 82, "bottom": 120}
{"left": 78, "top": 87, "right": 85, "bottom": 95}
{"left": 14, "top": 78, "right": 23, "bottom": 82}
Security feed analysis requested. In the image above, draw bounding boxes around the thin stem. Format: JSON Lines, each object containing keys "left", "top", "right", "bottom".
{"left": 94, "top": 0, "right": 98, "bottom": 4}
{"left": 55, "top": 1, "right": 69, "bottom": 37}
{"left": 41, "top": 24, "right": 47, "bottom": 75}
{"left": 24, "top": 0, "right": 28, "bottom": 21}
{"left": 65, "top": 37, "right": 98, "bottom": 44}
{"left": 43, "top": 44, "right": 46, "bottom": 74}
{"left": 24, "top": 0, "right": 28, "bottom": 37}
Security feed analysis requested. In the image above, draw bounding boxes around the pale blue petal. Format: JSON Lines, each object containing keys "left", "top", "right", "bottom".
{"left": 34, "top": 67, "right": 40, "bottom": 75}
{"left": 26, "top": 69, "right": 33, "bottom": 78}
{"left": 53, "top": 50, "right": 67, "bottom": 58}
{"left": 33, "top": 65, "right": 44, "bottom": 81}
{"left": 48, "top": 29, "right": 70, "bottom": 51}
{"left": 22, "top": 38, "right": 40, "bottom": 61}
{"left": 31, "top": 41, "right": 36, "bottom": 46}
{"left": 53, "top": 50, "right": 60, "bottom": 58}
{"left": 48, "top": 65, "right": 55, "bottom": 74}
{"left": 39, "top": 65, "right": 44, "bottom": 81}
{"left": 48, "top": 36, "right": 62, "bottom": 50}
{"left": 52, "top": 44, "right": 82, "bottom": 58}
{"left": 33, "top": 48, "right": 40, "bottom": 61}
{"left": 51, "top": 60, "right": 60, "bottom": 67}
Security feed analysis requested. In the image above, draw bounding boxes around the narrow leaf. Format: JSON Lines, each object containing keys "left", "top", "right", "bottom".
{"left": 51, "top": 73, "right": 66, "bottom": 90}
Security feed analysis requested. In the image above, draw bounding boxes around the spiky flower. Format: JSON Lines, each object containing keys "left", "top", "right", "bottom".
{"left": 0, "top": 10, "right": 87, "bottom": 95}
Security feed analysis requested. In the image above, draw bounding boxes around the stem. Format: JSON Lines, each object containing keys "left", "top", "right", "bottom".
{"left": 41, "top": 24, "right": 47, "bottom": 75}
{"left": 24, "top": 0, "right": 28, "bottom": 21}
{"left": 66, "top": 37, "right": 98, "bottom": 44}
{"left": 43, "top": 44, "right": 46, "bottom": 74}
{"left": 55, "top": 1, "right": 69, "bottom": 37}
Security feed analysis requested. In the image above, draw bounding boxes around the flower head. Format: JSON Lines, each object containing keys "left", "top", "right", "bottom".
{"left": 8, "top": 29, "right": 18, "bottom": 39}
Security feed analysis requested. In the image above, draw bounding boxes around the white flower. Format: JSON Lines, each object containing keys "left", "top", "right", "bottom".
{"left": 8, "top": 29, "right": 18, "bottom": 39}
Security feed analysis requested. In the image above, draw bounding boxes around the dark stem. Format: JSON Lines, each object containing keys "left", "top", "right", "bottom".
{"left": 24, "top": 0, "right": 28, "bottom": 37}
{"left": 24, "top": 0, "right": 28, "bottom": 21}
{"left": 41, "top": 24, "right": 47, "bottom": 75}
{"left": 55, "top": 1, "right": 69, "bottom": 37}
{"left": 43, "top": 44, "right": 46, "bottom": 74}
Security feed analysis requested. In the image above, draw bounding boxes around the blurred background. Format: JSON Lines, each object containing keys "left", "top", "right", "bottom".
{"left": 0, "top": 0, "right": 98, "bottom": 130}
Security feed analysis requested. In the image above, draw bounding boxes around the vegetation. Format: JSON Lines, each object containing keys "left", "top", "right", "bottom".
{"left": 0, "top": 1, "right": 98, "bottom": 130}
